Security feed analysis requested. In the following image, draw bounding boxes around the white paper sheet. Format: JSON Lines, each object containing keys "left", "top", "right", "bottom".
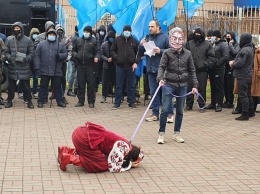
{"left": 143, "top": 41, "right": 156, "bottom": 57}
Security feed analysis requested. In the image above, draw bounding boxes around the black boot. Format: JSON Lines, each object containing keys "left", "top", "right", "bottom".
{"left": 249, "top": 108, "right": 255, "bottom": 118}
{"left": 205, "top": 104, "right": 215, "bottom": 109}
{"left": 27, "top": 101, "right": 34, "bottom": 109}
{"left": 215, "top": 104, "right": 222, "bottom": 112}
{"left": 235, "top": 112, "right": 249, "bottom": 121}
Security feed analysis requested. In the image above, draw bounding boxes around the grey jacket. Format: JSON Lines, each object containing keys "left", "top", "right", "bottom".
{"left": 34, "top": 39, "right": 68, "bottom": 77}
{"left": 5, "top": 22, "right": 34, "bottom": 80}
{"left": 157, "top": 48, "right": 198, "bottom": 88}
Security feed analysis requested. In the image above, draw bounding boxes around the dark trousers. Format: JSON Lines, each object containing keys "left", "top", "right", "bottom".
{"left": 95, "top": 61, "right": 103, "bottom": 91}
{"left": 186, "top": 71, "right": 208, "bottom": 108}
{"left": 102, "top": 65, "right": 116, "bottom": 97}
{"left": 143, "top": 73, "right": 150, "bottom": 96}
{"left": 77, "top": 65, "right": 95, "bottom": 104}
{"left": 237, "top": 79, "right": 254, "bottom": 112}
{"left": 8, "top": 79, "right": 32, "bottom": 102}
{"left": 208, "top": 68, "right": 225, "bottom": 105}
{"left": 61, "top": 62, "right": 67, "bottom": 96}
{"left": 224, "top": 68, "right": 234, "bottom": 104}
{"left": 38, "top": 75, "right": 62, "bottom": 104}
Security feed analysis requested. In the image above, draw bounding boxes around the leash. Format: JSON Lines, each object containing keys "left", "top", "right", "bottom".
{"left": 129, "top": 84, "right": 206, "bottom": 143}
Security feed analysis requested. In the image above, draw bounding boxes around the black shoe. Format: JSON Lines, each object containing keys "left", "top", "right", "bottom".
{"left": 37, "top": 103, "right": 43, "bottom": 108}
{"left": 62, "top": 97, "right": 68, "bottom": 104}
{"left": 205, "top": 104, "right": 215, "bottom": 109}
{"left": 112, "top": 105, "right": 120, "bottom": 110}
{"left": 101, "top": 96, "right": 106, "bottom": 103}
{"left": 186, "top": 104, "right": 193, "bottom": 111}
{"left": 249, "top": 108, "right": 255, "bottom": 118}
{"left": 235, "top": 112, "right": 249, "bottom": 121}
{"left": 75, "top": 102, "right": 84, "bottom": 107}
{"left": 129, "top": 104, "right": 137, "bottom": 108}
{"left": 57, "top": 102, "right": 66, "bottom": 108}
{"left": 222, "top": 102, "right": 234, "bottom": 108}
{"left": 107, "top": 93, "right": 114, "bottom": 97}
{"left": 5, "top": 101, "right": 13, "bottom": 108}
{"left": 27, "top": 101, "right": 34, "bottom": 109}
{"left": 232, "top": 109, "right": 241, "bottom": 114}
{"left": 89, "top": 103, "right": 94, "bottom": 108}
{"left": 144, "top": 94, "right": 149, "bottom": 100}
{"left": 67, "top": 90, "right": 76, "bottom": 97}
{"left": 0, "top": 97, "right": 4, "bottom": 105}
{"left": 215, "top": 105, "right": 222, "bottom": 112}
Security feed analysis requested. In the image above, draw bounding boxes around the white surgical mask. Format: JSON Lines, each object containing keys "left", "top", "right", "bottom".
{"left": 48, "top": 35, "right": 56, "bottom": 42}
{"left": 123, "top": 31, "right": 131, "bottom": 38}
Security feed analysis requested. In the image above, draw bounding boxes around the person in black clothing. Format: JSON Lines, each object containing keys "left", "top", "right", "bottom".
{"left": 5, "top": 22, "right": 35, "bottom": 109}
{"left": 185, "top": 28, "right": 215, "bottom": 112}
{"left": 205, "top": 30, "right": 229, "bottom": 112}
{"left": 229, "top": 33, "right": 254, "bottom": 120}
{"left": 110, "top": 25, "right": 139, "bottom": 109}
{"left": 72, "top": 26, "right": 100, "bottom": 108}
{"left": 100, "top": 31, "right": 116, "bottom": 103}
{"left": 223, "top": 31, "right": 240, "bottom": 108}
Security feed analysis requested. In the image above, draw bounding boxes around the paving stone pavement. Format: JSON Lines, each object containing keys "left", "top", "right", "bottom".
{"left": 0, "top": 92, "right": 259, "bottom": 194}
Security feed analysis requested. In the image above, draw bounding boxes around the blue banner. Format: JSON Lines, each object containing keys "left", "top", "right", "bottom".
{"left": 156, "top": 0, "right": 178, "bottom": 33}
{"left": 183, "top": 0, "right": 204, "bottom": 19}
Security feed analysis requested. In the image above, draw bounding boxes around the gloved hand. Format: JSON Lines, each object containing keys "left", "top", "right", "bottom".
{"left": 23, "top": 57, "right": 30, "bottom": 63}
{"left": 56, "top": 53, "right": 61, "bottom": 61}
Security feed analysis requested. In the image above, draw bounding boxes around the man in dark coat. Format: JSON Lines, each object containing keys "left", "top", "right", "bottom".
{"left": 111, "top": 25, "right": 139, "bottom": 109}
{"left": 229, "top": 33, "right": 254, "bottom": 120}
{"left": 205, "top": 30, "right": 229, "bottom": 112}
{"left": 184, "top": 28, "right": 215, "bottom": 112}
{"left": 72, "top": 26, "right": 100, "bottom": 108}
{"left": 34, "top": 29, "right": 68, "bottom": 108}
{"left": 5, "top": 22, "right": 35, "bottom": 109}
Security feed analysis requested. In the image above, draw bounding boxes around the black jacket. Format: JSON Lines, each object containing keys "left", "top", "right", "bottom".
{"left": 185, "top": 39, "right": 215, "bottom": 72}
{"left": 110, "top": 35, "right": 138, "bottom": 68}
{"left": 72, "top": 36, "right": 100, "bottom": 66}
{"left": 211, "top": 39, "right": 229, "bottom": 70}
{"left": 101, "top": 41, "right": 114, "bottom": 69}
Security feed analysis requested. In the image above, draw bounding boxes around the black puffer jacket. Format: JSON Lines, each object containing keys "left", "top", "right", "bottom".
{"left": 72, "top": 36, "right": 100, "bottom": 66}
{"left": 101, "top": 41, "right": 114, "bottom": 69}
{"left": 111, "top": 35, "right": 138, "bottom": 68}
{"left": 5, "top": 22, "right": 34, "bottom": 80}
{"left": 157, "top": 48, "right": 198, "bottom": 88}
{"left": 211, "top": 39, "right": 229, "bottom": 70}
{"left": 232, "top": 33, "right": 254, "bottom": 80}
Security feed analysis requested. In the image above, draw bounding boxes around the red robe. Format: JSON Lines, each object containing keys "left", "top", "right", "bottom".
{"left": 72, "top": 122, "right": 131, "bottom": 173}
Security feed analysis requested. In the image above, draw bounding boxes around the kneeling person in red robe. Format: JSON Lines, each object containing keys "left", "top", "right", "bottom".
{"left": 58, "top": 122, "right": 144, "bottom": 172}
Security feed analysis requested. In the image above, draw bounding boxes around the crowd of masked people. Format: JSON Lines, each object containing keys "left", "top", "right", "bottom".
{"left": 0, "top": 20, "right": 260, "bottom": 122}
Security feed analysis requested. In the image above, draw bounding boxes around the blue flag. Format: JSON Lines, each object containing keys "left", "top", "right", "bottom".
{"left": 183, "top": 0, "right": 204, "bottom": 19}
{"left": 68, "top": 0, "right": 139, "bottom": 36}
{"left": 155, "top": 0, "right": 178, "bottom": 33}
{"left": 58, "top": 5, "right": 65, "bottom": 27}
{"left": 131, "top": 0, "right": 154, "bottom": 42}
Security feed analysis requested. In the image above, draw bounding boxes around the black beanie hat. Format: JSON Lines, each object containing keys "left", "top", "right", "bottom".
{"left": 207, "top": 30, "right": 213, "bottom": 37}
{"left": 194, "top": 28, "right": 202, "bottom": 35}
{"left": 75, "top": 25, "right": 78, "bottom": 32}
{"left": 123, "top": 25, "right": 132, "bottom": 32}
{"left": 83, "top": 26, "right": 92, "bottom": 34}
{"left": 212, "top": 30, "right": 221, "bottom": 38}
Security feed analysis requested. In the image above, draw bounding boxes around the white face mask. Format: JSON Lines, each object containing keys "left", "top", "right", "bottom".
{"left": 99, "top": 31, "right": 105, "bottom": 36}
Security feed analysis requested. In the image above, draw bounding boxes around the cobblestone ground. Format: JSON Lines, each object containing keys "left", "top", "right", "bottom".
{"left": 0, "top": 92, "right": 259, "bottom": 194}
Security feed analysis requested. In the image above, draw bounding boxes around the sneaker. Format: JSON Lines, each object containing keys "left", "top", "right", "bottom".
{"left": 145, "top": 115, "right": 159, "bottom": 122}
{"left": 37, "top": 103, "right": 43, "bottom": 108}
{"left": 101, "top": 96, "right": 106, "bottom": 103}
{"left": 173, "top": 134, "right": 184, "bottom": 143}
{"left": 167, "top": 115, "right": 174, "bottom": 123}
{"left": 63, "top": 97, "right": 68, "bottom": 104}
{"left": 112, "top": 105, "right": 120, "bottom": 110}
{"left": 157, "top": 134, "right": 165, "bottom": 144}
{"left": 18, "top": 93, "right": 23, "bottom": 99}
{"left": 75, "top": 102, "right": 84, "bottom": 107}
{"left": 67, "top": 90, "right": 76, "bottom": 97}
{"left": 27, "top": 101, "right": 34, "bottom": 109}
{"left": 129, "top": 104, "right": 137, "bottom": 109}
{"left": 199, "top": 109, "right": 205, "bottom": 113}
{"left": 89, "top": 103, "right": 94, "bottom": 108}
{"left": 57, "top": 102, "right": 66, "bottom": 108}
{"left": 33, "top": 92, "right": 38, "bottom": 99}
{"left": 5, "top": 101, "right": 13, "bottom": 108}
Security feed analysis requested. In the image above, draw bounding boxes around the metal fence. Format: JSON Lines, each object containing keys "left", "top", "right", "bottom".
{"left": 63, "top": 5, "right": 260, "bottom": 44}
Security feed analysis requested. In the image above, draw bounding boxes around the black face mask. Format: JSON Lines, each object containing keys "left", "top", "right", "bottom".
{"left": 13, "top": 30, "right": 21, "bottom": 36}
{"left": 194, "top": 35, "right": 201, "bottom": 41}
{"left": 57, "top": 31, "right": 63, "bottom": 37}
{"left": 226, "top": 38, "right": 231, "bottom": 43}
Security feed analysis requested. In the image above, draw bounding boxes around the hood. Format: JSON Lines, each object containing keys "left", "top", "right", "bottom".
{"left": 107, "top": 23, "right": 116, "bottom": 34}
{"left": 12, "top": 22, "right": 24, "bottom": 35}
{"left": 55, "top": 24, "right": 65, "bottom": 34}
{"left": 98, "top": 25, "right": 106, "bottom": 33}
{"left": 239, "top": 33, "right": 252, "bottom": 48}
{"left": 228, "top": 31, "right": 237, "bottom": 43}
{"left": 106, "top": 30, "right": 116, "bottom": 41}
{"left": 29, "top": 28, "right": 40, "bottom": 37}
{"left": 46, "top": 29, "right": 57, "bottom": 36}
{"left": 45, "top": 21, "right": 55, "bottom": 31}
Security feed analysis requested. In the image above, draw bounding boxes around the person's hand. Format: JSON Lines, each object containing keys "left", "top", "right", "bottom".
{"left": 94, "top": 58, "right": 98, "bottom": 63}
{"left": 140, "top": 38, "right": 147, "bottom": 46}
{"left": 229, "top": 60, "right": 234, "bottom": 67}
{"left": 159, "top": 80, "right": 165, "bottom": 86}
{"left": 153, "top": 47, "right": 160, "bottom": 54}
{"left": 132, "top": 63, "right": 137, "bottom": 72}
{"left": 108, "top": 58, "right": 112, "bottom": 62}
{"left": 23, "top": 57, "right": 30, "bottom": 63}
{"left": 56, "top": 53, "right": 61, "bottom": 61}
{"left": 191, "top": 88, "right": 198, "bottom": 94}
{"left": 131, "top": 161, "right": 140, "bottom": 168}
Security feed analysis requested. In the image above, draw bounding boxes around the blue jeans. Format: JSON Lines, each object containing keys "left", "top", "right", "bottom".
{"left": 114, "top": 65, "right": 136, "bottom": 106}
{"left": 159, "top": 84, "right": 187, "bottom": 134}
{"left": 148, "top": 73, "right": 173, "bottom": 116}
